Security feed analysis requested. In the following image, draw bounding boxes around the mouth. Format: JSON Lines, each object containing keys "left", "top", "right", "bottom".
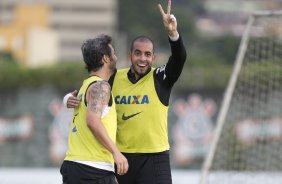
{"left": 137, "top": 63, "right": 147, "bottom": 68}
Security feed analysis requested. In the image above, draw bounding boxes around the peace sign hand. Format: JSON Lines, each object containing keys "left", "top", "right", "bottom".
{"left": 158, "top": 0, "right": 178, "bottom": 37}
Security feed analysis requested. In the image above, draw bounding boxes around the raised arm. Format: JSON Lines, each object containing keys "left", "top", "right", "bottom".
{"left": 156, "top": 0, "right": 187, "bottom": 87}
{"left": 86, "top": 81, "right": 128, "bottom": 175}
{"left": 158, "top": 0, "right": 178, "bottom": 38}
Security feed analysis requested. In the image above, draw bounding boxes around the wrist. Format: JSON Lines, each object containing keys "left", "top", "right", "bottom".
{"left": 168, "top": 31, "right": 179, "bottom": 41}
{"left": 63, "top": 93, "right": 72, "bottom": 107}
{"left": 112, "top": 148, "right": 121, "bottom": 156}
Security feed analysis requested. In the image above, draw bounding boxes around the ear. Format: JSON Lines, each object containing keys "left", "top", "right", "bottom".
{"left": 127, "top": 52, "right": 132, "bottom": 62}
{"left": 152, "top": 54, "right": 156, "bottom": 61}
{"left": 102, "top": 55, "right": 110, "bottom": 64}
{"left": 127, "top": 52, "right": 131, "bottom": 59}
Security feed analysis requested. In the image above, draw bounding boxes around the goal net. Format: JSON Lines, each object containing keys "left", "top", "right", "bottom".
{"left": 200, "top": 11, "right": 282, "bottom": 184}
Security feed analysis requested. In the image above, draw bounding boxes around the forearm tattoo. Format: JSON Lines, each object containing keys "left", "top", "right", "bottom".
{"left": 88, "top": 81, "right": 111, "bottom": 114}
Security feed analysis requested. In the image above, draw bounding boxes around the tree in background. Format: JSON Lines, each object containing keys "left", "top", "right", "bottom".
{"left": 118, "top": 0, "right": 197, "bottom": 50}
{"left": 118, "top": 0, "right": 239, "bottom": 66}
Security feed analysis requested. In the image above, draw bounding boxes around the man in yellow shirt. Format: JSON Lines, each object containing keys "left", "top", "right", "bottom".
{"left": 65, "top": 1, "right": 187, "bottom": 183}
{"left": 60, "top": 34, "right": 128, "bottom": 184}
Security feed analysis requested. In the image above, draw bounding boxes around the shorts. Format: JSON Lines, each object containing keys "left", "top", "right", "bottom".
{"left": 116, "top": 151, "right": 172, "bottom": 184}
{"left": 60, "top": 160, "right": 118, "bottom": 184}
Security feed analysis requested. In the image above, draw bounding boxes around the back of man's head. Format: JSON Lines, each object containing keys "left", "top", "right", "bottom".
{"left": 81, "top": 34, "right": 112, "bottom": 73}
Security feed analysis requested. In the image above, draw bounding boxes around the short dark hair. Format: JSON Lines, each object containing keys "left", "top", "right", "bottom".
{"left": 130, "top": 35, "right": 155, "bottom": 53}
{"left": 81, "top": 34, "right": 112, "bottom": 72}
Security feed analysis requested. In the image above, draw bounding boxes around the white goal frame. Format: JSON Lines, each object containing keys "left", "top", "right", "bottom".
{"left": 200, "top": 10, "right": 282, "bottom": 184}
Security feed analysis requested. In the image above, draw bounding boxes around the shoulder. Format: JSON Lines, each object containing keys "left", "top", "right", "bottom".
{"left": 88, "top": 80, "right": 111, "bottom": 95}
{"left": 114, "top": 68, "right": 130, "bottom": 80}
{"left": 117, "top": 68, "right": 130, "bottom": 75}
{"left": 154, "top": 64, "right": 167, "bottom": 76}
{"left": 87, "top": 80, "right": 111, "bottom": 106}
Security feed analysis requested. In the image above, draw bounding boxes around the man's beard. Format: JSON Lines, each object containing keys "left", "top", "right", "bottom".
{"left": 109, "top": 57, "right": 116, "bottom": 73}
{"left": 132, "top": 66, "right": 151, "bottom": 78}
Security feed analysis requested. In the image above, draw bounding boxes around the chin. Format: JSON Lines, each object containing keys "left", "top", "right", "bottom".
{"left": 139, "top": 67, "right": 147, "bottom": 73}
{"left": 137, "top": 70, "right": 145, "bottom": 75}
{"left": 137, "top": 71, "right": 147, "bottom": 77}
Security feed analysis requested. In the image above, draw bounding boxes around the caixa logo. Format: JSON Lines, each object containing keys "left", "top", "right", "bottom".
{"left": 115, "top": 95, "right": 149, "bottom": 104}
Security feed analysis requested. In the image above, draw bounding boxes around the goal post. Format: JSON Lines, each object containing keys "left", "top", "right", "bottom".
{"left": 200, "top": 10, "right": 282, "bottom": 184}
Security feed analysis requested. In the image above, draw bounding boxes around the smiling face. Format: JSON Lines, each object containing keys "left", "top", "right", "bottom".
{"left": 129, "top": 39, "right": 156, "bottom": 79}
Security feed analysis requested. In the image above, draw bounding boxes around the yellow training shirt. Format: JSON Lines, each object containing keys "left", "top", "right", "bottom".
{"left": 112, "top": 68, "right": 169, "bottom": 153}
{"left": 65, "top": 76, "right": 117, "bottom": 164}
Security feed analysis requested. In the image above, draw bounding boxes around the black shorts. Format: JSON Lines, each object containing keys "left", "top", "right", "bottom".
{"left": 60, "top": 160, "right": 118, "bottom": 184}
{"left": 116, "top": 151, "right": 172, "bottom": 184}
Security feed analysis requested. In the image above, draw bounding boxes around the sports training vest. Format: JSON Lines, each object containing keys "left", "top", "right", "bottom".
{"left": 112, "top": 68, "right": 169, "bottom": 153}
{"left": 65, "top": 76, "right": 117, "bottom": 164}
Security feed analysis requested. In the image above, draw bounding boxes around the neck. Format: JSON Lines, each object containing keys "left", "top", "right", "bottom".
{"left": 130, "top": 68, "right": 141, "bottom": 80}
{"left": 134, "top": 73, "right": 141, "bottom": 80}
{"left": 89, "top": 69, "right": 111, "bottom": 81}
{"left": 130, "top": 67, "right": 150, "bottom": 80}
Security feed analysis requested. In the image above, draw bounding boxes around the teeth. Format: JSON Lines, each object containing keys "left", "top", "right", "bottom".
{"left": 138, "top": 64, "right": 146, "bottom": 67}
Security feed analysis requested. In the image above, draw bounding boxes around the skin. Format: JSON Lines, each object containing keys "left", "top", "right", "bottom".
{"left": 107, "top": 44, "right": 118, "bottom": 75}
{"left": 129, "top": 40, "right": 156, "bottom": 80}
{"left": 158, "top": 0, "right": 178, "bottom": 37}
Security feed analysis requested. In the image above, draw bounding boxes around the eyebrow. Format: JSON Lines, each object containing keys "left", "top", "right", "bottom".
{"left": 134, "top": 49, "right": 152, "bottom": 53}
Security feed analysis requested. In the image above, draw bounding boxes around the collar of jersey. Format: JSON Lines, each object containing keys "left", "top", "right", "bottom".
{"left": 127, "top": 67, "right": 152, "bottom": 84}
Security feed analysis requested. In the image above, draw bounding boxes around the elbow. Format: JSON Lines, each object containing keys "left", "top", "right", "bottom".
{"left": 86, "top": 117, "right": 99, "bottom": 134}
{"left": 86, "top": 121, "right": 94, "bottom": 133}
{"left": 86, "top": 116, "right": 92, "bottom": 128}
{"left": 86, "top": 120, "right": 92, "bottom": 130}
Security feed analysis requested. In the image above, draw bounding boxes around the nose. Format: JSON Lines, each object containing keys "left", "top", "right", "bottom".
{"left": 140, "top": 53, "right": 147, "bottom": 61}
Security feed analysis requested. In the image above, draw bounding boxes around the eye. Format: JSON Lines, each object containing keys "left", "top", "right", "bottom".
{"left": 134, "top": 51, "right": 141, "bottom": 56}
{"left": 145, "top": 52, "right": 152, "bottom": 57}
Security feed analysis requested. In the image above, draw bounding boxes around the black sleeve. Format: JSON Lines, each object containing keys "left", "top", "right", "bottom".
{"left": 153, "top": 34, "right": 187, "bottom": 106}
{"left": 165, "top": 35, "right": 187, "bottom": 86}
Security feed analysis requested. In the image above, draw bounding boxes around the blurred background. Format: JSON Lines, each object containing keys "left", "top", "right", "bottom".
{"left": 0, "top": 0, "right": 282, "bottom": 183}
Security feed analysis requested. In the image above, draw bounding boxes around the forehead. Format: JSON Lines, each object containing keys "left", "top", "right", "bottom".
{"left": 132, "top": 40, "right": 153, "bottom": 52}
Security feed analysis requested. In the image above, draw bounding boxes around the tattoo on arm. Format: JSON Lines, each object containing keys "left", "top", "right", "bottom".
{"left": 87, "top": 81, "right": 111, "bottom": 114}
